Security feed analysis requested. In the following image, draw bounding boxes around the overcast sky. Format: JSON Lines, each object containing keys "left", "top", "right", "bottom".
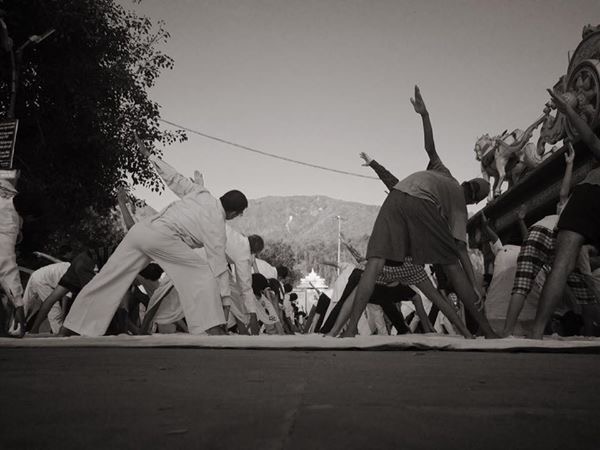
{"left": 125, "top": 0, "right": 599, "bottom": 210}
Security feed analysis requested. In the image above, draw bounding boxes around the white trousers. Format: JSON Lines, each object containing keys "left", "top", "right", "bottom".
{"left": 64, "top": 222, "right": 224, "bottom": 336}
{"left": 0, "top": 235, "right": 23, "bottom": 307}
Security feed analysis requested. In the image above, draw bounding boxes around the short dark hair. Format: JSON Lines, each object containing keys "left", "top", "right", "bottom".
{"left": 139, "top": 263, "right": 164, "bottom": 281}
{"left": 248, "top": 235, "right": 264, "bottom": 254}
{"left": 290, "top": 293, "right": 298, "bottom": 301}
{"left": 283, "top": 283, "right": 293, "bottom": 293}
{"left": 252, "top": 273, "right": 269, "bottom": 296}
{"left": 267, "top": 278, "right": 282, "bottom": 300}
{"left": 276, "top": 266, "right": 289, "bottom": 279}
{"left": 220, "top": 190, "right": 248, "bottom": 214}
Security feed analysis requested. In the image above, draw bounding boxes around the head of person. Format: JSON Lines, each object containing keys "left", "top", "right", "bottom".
{"left": 461, "top": 178, "right": 489, "bottom": 205}
{"left": 252, "top": 273, "right": 269, "bottom": 297}
{"left": 248, "top": 234, "right": 264, "bottom": 255}
{"left": 267, "top": 278, "right": 282, "bottom": 300}
{"left": 139, "top": 263, "right": 164, "bottom": 281}
{"left": 220, "top": 190, "right": 248, "bottom": 220}
{"left": 289, "top": 293, "right": 298, "bottom": 303}
{"left": 283, "top": 283, "right": 293, "bottom": 294}
{"left": 58, "top": 245, "right": 75, "bottom": 262}
{"left": 276, "top": 265, "right": 289, "bottom": 280}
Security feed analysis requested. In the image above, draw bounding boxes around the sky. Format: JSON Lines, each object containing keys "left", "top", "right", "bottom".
{"left": 124, "top": 0, "right": 600, "bottom": 211}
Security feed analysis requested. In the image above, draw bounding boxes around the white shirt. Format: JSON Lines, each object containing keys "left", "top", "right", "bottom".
{"left": 254, "top": 258, "right": 278, "bottom": 280}
{"left": 225, "top": 224, "right": 254, "bottom": 313}
{"left": 149, "top": 157, "right": 229, "bottom": 298}
{"left": 23, "top": 262, "right": 70, "bottom": 312}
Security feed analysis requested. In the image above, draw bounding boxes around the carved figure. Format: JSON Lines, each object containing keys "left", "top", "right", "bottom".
{"left": 475, "top": 116, "right": 545, "bottom": 200}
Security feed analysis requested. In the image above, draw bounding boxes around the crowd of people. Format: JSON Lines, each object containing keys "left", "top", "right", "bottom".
{"left": 1, "top": 86, "right": 599, "bottom": 340}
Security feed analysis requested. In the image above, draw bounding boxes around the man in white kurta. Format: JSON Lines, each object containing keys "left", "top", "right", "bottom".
{"left": 137, "top": 151, "right": 262, "bottom": 331}
{"left": 63, "top": 153, "right": 247, "bottom": 336}
{"left": 23, "top": 262, "right": 70, "bottom": 333}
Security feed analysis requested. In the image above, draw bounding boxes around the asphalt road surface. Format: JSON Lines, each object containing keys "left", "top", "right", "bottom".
{"left": 1, "top": 348, "right": 599, "bottom": 449}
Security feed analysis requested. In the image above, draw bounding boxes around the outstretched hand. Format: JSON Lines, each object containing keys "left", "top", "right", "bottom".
{"left": 134, "top": 132, "right": 151, "bottom": 158}
{"left": 410, "top": 85, "right": 428, "bottom": 115}
{"left": 359, "top": 152, "right": 373, "bottom": 166}
{"left": 10, "top": 307, "right": 26, "bottom": 338}
{"left": 193, "top": 170, "right": 204, "bottom": 186}
{"left": 117, "top": 186, "right": 129, "bottom": 204}
{"left": 565, "top": 142, "right": 575, "bottom": 164}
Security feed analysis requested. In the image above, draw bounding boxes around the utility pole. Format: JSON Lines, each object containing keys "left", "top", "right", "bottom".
{"left": 335, "top": 215, "right": 343, "bottom": 276}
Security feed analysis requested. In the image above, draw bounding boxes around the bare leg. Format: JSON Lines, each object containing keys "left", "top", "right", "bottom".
{"left": 140, "top": 296, "right": 166, "bottom": 334}
{"left": 531, "top": 230, "right": 585, "bottom": 339}
{"left": 248, "top": 313, "right": 260, "bottom": 335}
{"left": 325, "top": 289, "right": 357, "bottom": 337}
{"left": 415, "top": 279, "right": 473, "bottom": 338}
{"left": 502, "top": 293, "right": 526, "bottom": 336}
{"left": 340, "top": 257, "right": 385, "bottom": 338}
{"left": 206, "top": 324, "right": 227, "bottom": 335}
{"left": 235, "top": 318, "right": 250, "bottom": 335}
{"left": 444, "top": 263, "right": 498, "bottom": 338}
{"left": 410, "top": 293, "right": 435, "bottom": 333}
{"left": 58, "top": 326, "right": 77, "bottom": 337}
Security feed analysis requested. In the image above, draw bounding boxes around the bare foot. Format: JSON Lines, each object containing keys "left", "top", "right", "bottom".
{"left": 339, "top": 327, "right": 358, "bottom": 338}
{"left": 58, "top": 326, "right": 76, "bottom": 337}
{"left": 206, "top": 325, "right": 227, "bottom": 335}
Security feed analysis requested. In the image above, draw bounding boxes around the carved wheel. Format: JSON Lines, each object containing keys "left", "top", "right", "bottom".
{"left": 565, "top": 59, "right": 600, "bottom": 139}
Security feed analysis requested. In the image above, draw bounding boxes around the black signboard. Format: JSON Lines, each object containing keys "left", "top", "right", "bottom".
{"left": 0, "top": 119, "right": 18, "bottom": 170}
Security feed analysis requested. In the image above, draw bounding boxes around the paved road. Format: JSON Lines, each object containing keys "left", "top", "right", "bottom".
{"left": 1, "top": 348, "right": 599, "bottom": 449}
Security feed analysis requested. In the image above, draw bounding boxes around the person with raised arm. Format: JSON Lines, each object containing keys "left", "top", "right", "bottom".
{"left": 340, "top": 85, "right": 495, "bottom": 338}
{"left": 531, "top": 89, "right": 600, "bottom": 339}
{"left": 61, "top": 135, "right": 248, "bottom": 337}
{"left": 503, "top": 144, "right": 576, "bottom": 336}
{"left": 131, "top": 138, "right": 264, "bottom": 335}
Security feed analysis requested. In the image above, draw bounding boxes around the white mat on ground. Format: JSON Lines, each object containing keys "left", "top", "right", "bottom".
{"left": 2, "top": 334, "right": 600, "bottom": 352}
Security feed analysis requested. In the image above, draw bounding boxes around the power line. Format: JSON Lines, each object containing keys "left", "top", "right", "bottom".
{"left": 158, "top": 118, "right": 378, "bottom": 180}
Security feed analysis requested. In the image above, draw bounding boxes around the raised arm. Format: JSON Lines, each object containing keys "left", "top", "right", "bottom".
{"left": 359, "top": 152, "right": 399, "bottom": 191}
{"left": 117, "top": 188, "right": 136, "bottom": 231}
{"left": 548, "top": 89, "right": 600, "bottom": 160}
{"left": 342, "top": 240, "right": 367, "bottom": 264}
{"left": 480, "top": 212, "right": 501, "bottom": 254}
{"left": 135, "top": 133, "right": 199, "bottom": 198}
{"left": 516, "top": 204, "right": 529, "bottom": 243}
{"left": 33, "top": 252, "right": 63, "bottom": 264}
{"left": 557, "top": 143, "right": 575, "bottom": 212}
{"left": 411, "top": 85, "right": 439, "bottom": 163}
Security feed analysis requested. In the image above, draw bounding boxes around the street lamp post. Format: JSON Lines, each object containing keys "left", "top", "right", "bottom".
{"left": 335, "top": 215, "right": 344, "bottom": 276}
{"left": 8, "top": 29, "right": 55, "bottom": 119}
{"left": 0, "top": 13, "right": 55, "bottom": 119}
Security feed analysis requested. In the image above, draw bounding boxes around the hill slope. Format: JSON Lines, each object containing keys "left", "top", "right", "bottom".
{"left": 231, "top": 195, "right": 380, "bottom": 282}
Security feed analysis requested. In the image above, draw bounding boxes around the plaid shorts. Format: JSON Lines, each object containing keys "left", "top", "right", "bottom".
{"left": 566, "top": 270, "right": 599, "bottom": 304}
{"left": 376, "top": 257, "right": 429, "bottom": 285}
{"left": 512, "top": 225, "right": 555, "bottom": 297}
